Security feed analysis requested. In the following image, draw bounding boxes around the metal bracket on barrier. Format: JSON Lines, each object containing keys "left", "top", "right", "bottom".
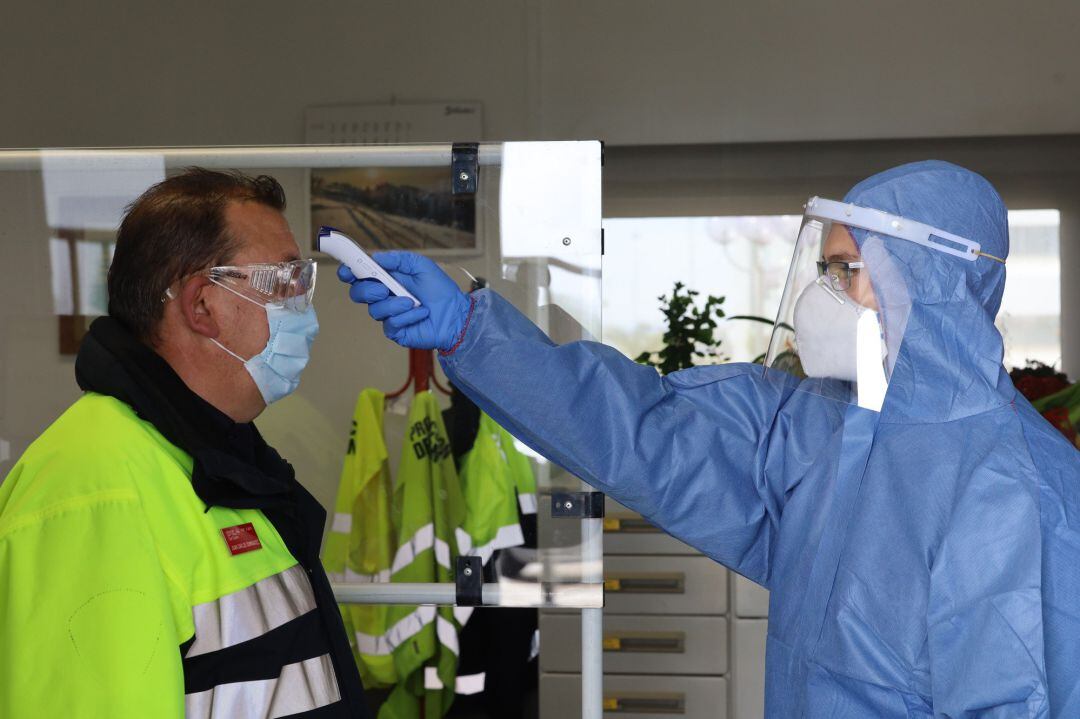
{"left": 455, "top": 555, "right": 483, "bottom": 606}
{"left": 552, "top": 491, "right": 605, "bottom": 519}
{"left": 451, "top": 143, "right": 479, "bottom": 195}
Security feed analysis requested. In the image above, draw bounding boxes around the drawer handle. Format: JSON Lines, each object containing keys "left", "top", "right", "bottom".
{"left": 603, "top": 693, "right": 686, "bottom": 714}
{"left": 604, "top": 516, "right": 662, "bottom": 534}
{"left": 605, "top": 573, "right": 685, "bottom": 594}
{"left": 604, "top": 631, "right": 686, "bottom": 654}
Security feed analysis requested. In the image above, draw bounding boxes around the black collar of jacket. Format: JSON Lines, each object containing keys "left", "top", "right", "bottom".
{"left": 75, "top": 316, "right": 296, "bottom": 511}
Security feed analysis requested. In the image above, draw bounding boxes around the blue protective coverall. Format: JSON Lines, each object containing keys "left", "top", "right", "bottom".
{"left": 438, "top": 162, "right": 1080, "bottom": 717}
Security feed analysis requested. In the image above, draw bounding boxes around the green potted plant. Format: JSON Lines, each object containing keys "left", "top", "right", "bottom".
{"left": 635, "top": 282, "right": 780, "bottom": 375}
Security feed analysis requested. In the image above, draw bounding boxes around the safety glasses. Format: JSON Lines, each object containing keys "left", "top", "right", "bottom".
{"left": 205, "top": 259, "right": 317, "bottom": 312}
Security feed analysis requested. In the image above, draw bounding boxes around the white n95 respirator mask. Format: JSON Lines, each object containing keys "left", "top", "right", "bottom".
{"left": 793, "top": 279, "right": 886, "bottom": 384}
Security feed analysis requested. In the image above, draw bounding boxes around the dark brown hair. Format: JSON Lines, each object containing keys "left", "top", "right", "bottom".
{"left": 108, "top": 168, "right": 286, "bottom": 341}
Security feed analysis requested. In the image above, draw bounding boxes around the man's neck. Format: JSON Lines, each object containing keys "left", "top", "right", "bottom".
{"left": 154, "top": 341, "right": 261, "bottom": 424}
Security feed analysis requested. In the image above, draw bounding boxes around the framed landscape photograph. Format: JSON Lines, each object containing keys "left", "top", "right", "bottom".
{"left": 309, "top": 166, "right": 479, "bottom": 257}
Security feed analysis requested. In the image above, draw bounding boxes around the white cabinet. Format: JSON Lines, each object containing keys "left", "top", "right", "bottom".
{"left": 540, "top": 614, "right": 728, "bottom": 675}
{"left": 604, "top": 555, "right": 728, "bottom": 615}
{"left": 733, "top": 573, "right": 770, "bottom": 619}
{"left": 540, "top": 498, "right": 769, "bottom": 718}
{"left": 603, "top": 497, "right": 698, "bottom": 555}
{"left": 541, "top": 674, "right": 728, "bottom": 719}
{"left": 731, "top": 619, "right": 768, "bottom": 719}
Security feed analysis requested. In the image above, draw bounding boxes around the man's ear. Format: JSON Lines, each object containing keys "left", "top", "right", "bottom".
{"left": 178, "top": 276, "right": 220, "bottom": 339}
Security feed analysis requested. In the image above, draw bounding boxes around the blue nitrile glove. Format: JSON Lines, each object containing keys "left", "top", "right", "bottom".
{"left": 337, "top": 251, "right": 471, "bottom": 351}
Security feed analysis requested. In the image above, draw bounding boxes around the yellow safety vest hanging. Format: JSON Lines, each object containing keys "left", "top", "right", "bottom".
{"left": 457, "top": 413, "right": 529, "bottom": 565}
{"left": 381, "top": 391, "right": 467, "bottom": 719}
{"left": 323, "top": 388, "right": 398, "bottom": 688}
{"left": 492, "top": 417, "right": 538, "bottom": 518}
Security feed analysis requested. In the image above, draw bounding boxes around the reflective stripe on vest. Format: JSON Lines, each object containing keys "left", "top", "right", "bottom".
{"left": 184, "top": 653, "right": 340, "bottom": 718}
{"left": 327, "top": 566, "right": 392, "bottom": 584}
{"left": 331, "top": 512, "right": 352, "bottom": 533}
{"left": 186, "top": 564, "right": 317, "bottom": 658}
{"left": 390, "top": 523, "right": 453, "bottom": 575}
{"left": 354, "top": 605, "right": 459, "bottom": 657}
{"left": 457, "top": 522, "right": 524, "bottom": 567}
{"left": 424, "top": 667, "right": 486, "bottom": 695}
{"left": 518, "top": 492, "right": 538, "bottom": 515}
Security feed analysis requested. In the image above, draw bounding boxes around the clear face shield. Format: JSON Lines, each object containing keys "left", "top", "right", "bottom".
{"left": 764, "top": 197, "right": 999, "bottom": 412}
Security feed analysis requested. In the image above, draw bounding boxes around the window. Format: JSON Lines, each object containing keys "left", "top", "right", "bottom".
{"left": 603, "top": 210, "right": 1061, "bottom": 371}
{"left": 49, "top": 235, "right": 116, "bottom": 317}
{"left": 603, "top": 216, "right": 799, "bottom": 364}
{"left": 998, "top": 209, "right": 1060, "bottom": 369}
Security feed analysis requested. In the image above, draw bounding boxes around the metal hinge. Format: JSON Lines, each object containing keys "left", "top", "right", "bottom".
{"left": 551, "top": 491, "right": 605, "bottom": 519}
{"left": 452, "top": 143, "right": 479, "bottom": 195}
{"left": 455, "top": 555, "right": 483, "bottom": 606}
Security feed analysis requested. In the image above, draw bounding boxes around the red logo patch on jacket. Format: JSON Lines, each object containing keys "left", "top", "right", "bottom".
{"left": 222, "top": 523, "right": 262, "bottom": 555}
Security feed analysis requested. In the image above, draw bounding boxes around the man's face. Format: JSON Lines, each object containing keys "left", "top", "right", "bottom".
{"left": 822, "top": 223, "right": 879, "bottom": 312}
{"left": 210, "top": 201, "right": 303, "bottom": 406}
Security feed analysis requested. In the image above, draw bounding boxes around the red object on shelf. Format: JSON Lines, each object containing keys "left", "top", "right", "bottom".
{"left": 386, "top": 348, "right": 451, "bottom": 400}
{"left": 1015, "top": 374, "right": 1070, "bottom": 402}
{"left": 1041, "top": 406, "right": 1079, "bottom": 445}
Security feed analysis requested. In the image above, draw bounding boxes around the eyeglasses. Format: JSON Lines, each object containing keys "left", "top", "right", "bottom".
{"left": 816, "top": 259, "right": 865, "bottom": 293}
{"left": 208, "top": 259, "right": 316, "bottom": 311}
{"left": 163, "top": 259, "right": 317, "bottom": 312}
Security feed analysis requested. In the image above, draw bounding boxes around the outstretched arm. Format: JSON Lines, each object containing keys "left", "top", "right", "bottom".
{"left": 339, "top": 255, "right": 797, "bottom": 584}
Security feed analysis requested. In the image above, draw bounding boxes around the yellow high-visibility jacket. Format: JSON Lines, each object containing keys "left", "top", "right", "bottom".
{"left": 0, "top": 391, "right": 367, "bottom": 718}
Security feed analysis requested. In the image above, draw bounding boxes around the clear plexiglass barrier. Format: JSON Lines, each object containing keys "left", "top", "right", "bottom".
{"left": 0, "top": 142, "right": 604, "bottom": 609}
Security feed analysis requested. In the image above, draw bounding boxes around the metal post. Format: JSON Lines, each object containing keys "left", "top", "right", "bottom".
{"left": 0, "top": 145, "right": 504, "bottom": 171}
{"left": 331, "top": 581, "right": 602, "bottom": 608}
{"left": 332, "top": 582, "right": 494, "bottom": 606}
{"left": 580, "top": 512, "right": 604, "bottom": 719}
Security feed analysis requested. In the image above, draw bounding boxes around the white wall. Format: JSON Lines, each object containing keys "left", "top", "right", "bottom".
{"left": 536, "top": 0, "right": 1080, "bottom": 144}
{"left": 3, "top": 2, "right": 1079, "bottom": 495}
{"left": 3, "top": 0, "right": 1080, "bottom": 148}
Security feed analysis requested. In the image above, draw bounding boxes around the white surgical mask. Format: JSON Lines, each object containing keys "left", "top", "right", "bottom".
{"left": 793, "top": 279, "right": 886, "bottom": 385}
{"left": 212, "top": 302, "right": 320, "bottom": 405}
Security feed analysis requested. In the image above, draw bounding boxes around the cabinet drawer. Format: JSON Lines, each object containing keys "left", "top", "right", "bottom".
{"left": 604, "top": 498, "right": 697, "bottom": 555}
{"left": 540, "top": 673, "right": 727, "bottom": 719}
{"left": 604, "top": 555, "right": 727, "bottom": 615}
{"left": 540, "top": 613, "right": 727, "bottom": 675}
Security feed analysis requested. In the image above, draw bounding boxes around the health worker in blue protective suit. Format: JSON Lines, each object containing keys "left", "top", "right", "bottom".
{"left": 337, "top": 161, "right": 1080, "bottom": 718}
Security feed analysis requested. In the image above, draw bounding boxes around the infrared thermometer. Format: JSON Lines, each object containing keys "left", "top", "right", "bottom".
{"left": 317, "top": 226, "right": 421, "bottom": 307}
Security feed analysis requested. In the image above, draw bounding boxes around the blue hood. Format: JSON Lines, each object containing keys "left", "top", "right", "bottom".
{"left": 843, "top": 160, "right": 1016, "bottom": 423}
